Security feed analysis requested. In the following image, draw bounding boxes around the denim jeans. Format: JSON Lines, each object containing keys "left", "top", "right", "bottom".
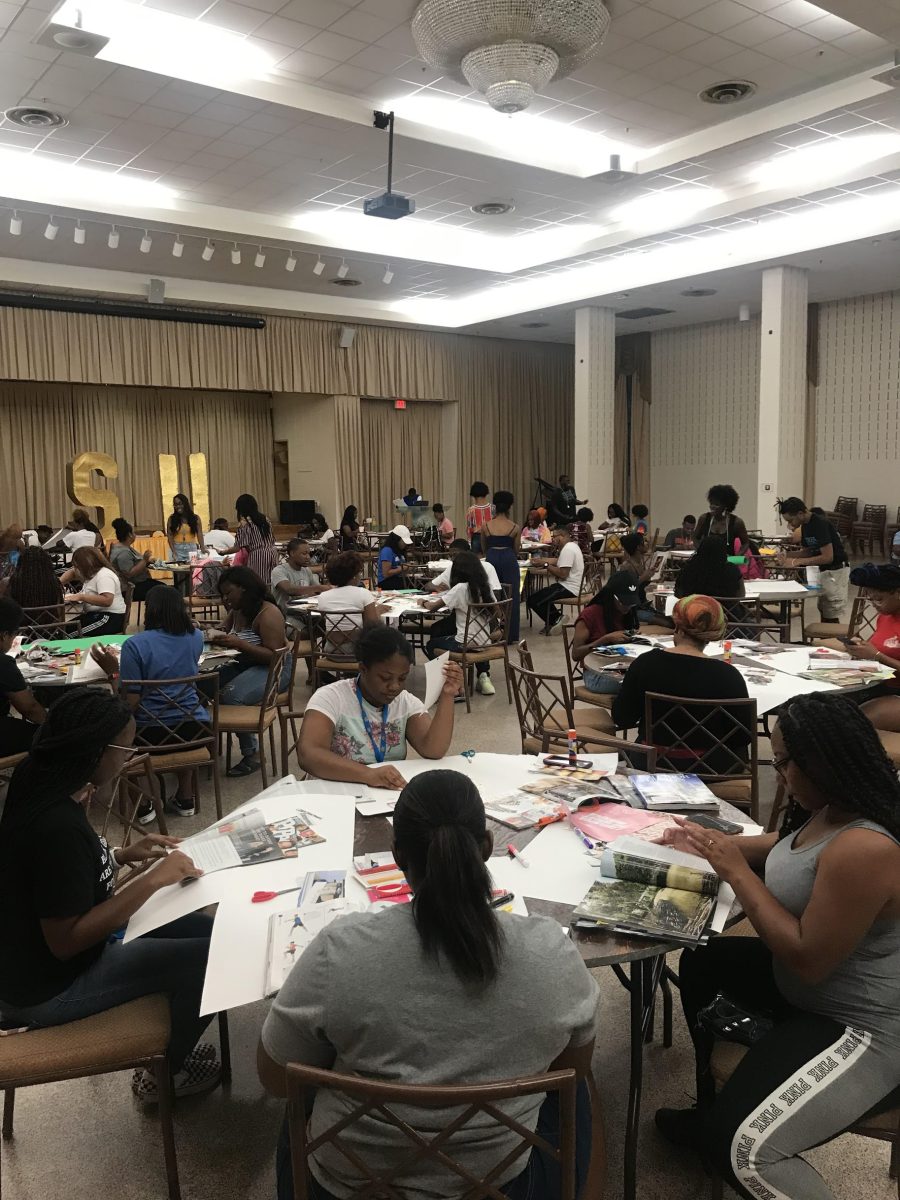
{"left": 0, "top": 913, "right": 214, "bottom": 1072}
{"left": 275, "top": 1082, "right": 592, "bottom": 1200}
{"left": 582, "top": 666, "right": 622, "bottom": 695}
{"left": 218, "top": 658, "right": 292, "bottom": 755}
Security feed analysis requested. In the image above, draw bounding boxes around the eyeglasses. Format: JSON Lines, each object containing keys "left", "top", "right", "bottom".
{"left": 109, "top": 744, "right": 140, "bottom": 757}
{"left": 772, "top": 755, "right": 791, "bottom": 775}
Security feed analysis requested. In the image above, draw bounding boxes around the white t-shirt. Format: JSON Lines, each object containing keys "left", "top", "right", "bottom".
{"left": 203, "top": 529, "right": 234, "bottom": 553}
{"left": 558, "top": 541, "right": 584, "bottom": 596}
{"left": 441, "top": 582, "right": 493, "bottom": 646}
{"left": 305, "top": 678, "right": 426, "bottom": 764}
{"left": 82, "top": 567, "right": 126, "bottom": 613}
{"left": 432, "top": 560, "right": 501, "bottom": 593}
{"left": 62, "top": 529, "right": 99, "bottom": 551}
{"left": 316, "top": 586, "right": 375, "bottom": 631}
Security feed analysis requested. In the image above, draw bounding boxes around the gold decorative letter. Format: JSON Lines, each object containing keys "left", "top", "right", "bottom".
{"left": 66, "top": 452, "right": 121, "bottom": 542}
{"left": 188, "top": 453, "right": 210, "bottom": 531}
{"left": 158, "top": 454, "right": 178, "bottom": 529}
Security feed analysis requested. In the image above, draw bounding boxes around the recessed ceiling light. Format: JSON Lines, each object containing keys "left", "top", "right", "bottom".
{"left": 3, "top": 105, "right": 68, "bottom": 129}
{"left": 699, "top": 80, "right": 756, "bottom": 105}
{"left": 331, "top": 277, "right": 362, "bottom": 286}
{"left": 681, "top": 287, "right": 717, "bottom": 297}
{"left": 472, "top": 201, "right": 514, "bottom": 216}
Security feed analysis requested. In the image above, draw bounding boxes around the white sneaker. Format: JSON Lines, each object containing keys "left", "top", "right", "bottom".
{"left": 476, "top": 674, "right": 495, "bottom": 696}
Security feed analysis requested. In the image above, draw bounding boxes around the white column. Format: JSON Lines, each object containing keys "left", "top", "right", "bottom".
{"left": 754, "top": 266, "right": 808, "bottom": 532}
{"left": 574, "top": 306, "right": 616, "bottom": 510}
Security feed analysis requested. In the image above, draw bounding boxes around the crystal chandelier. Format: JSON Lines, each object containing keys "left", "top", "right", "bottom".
{"left": 411, "top": 0, "right": 611, "bottom": 114}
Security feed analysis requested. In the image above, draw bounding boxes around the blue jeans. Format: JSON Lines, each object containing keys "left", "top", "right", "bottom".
{"left": 0, "top": 913, "right": 213, "bottom": 1072}
{"left": 218, "top": 658, "right": 292, "bottom": 755}
{"left": 276, "top": 1082, "right": 592, "bottom": 1200}
{"left": 582, "top": 666, "right": 622, "bottom": 695}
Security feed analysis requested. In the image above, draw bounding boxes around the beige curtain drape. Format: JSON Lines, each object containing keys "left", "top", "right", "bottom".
{"left": 334, "top": 394, "right": 364, "bottom": 517}
{"left": 614, "top": 333, "right": 652, "bottom": 513}
{"left": 0, "top": 308, "right": 573, "bottom": 529}
{"left": 355, "top": 400, "right": 443, "bottom": 522}
{"left": 0, "top": 381, "right": 274, "bottom": 527}
{"left": 804, "top": 303, "right": 819, "bottom": 503}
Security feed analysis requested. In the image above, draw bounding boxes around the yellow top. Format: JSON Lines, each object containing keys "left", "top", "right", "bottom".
{"left": 172, "top": 525, "right": 199, "bottom": 544}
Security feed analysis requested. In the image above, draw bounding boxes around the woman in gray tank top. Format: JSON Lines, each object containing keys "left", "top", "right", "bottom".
{"left": 655, "top": 693, "right": 900, "bottom": 1200}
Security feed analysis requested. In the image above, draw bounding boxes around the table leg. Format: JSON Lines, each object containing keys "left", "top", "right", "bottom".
{"left": 623, "top": 955, "right": 666, "bottom": 1200}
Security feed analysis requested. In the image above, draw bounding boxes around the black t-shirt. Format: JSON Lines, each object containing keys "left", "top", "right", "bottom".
{"left": 0, "top": 654, "right": 26, "bottom": 720}
{"left": 799, "top": 513, "right": 847, "bottom": 570}
{"left": 612, "top": 649, "right": 751, "bottom": 775}
{"left": 0, "top": 785, "right": 115, "bottom": 1008}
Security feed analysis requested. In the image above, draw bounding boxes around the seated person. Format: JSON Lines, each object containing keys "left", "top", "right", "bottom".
{"left": 431, "top": 503, "right": 454, "bottom": 548}
{"left": 597, "top": 503, "right": 629, "bottom": 532}
{"left": 6, "top": 546, "right": 64, "bottom": 621}
{"left": 203, "top": 517, "right": 234, "bottom": 554}
{"left": 378, "top": 526, "right": 412, "bottom": 591}
{"left": 674, "top": 536, "right": 745, "bottom": 614}
{"left": 655, "top": 695, "right": 900, "bottom": 1200}
{"left": 630, "top": 504, "right": 650, "bottom": 537}
{"left": 298, "top": 627, "right": 462, "bottom": 789}
{"left": 663, "top": 515, "right": 697, "bottom": 549}
{"left": 211, "top": 566, "right": 292, "bottom": 778}
{"left": 0, "top": 689, "right": 220, "bottom": 1103}
{"left": 109, "top": 517, "right": 163, "bottom": 603}
{"left": 429, "top": 539, "right": 501, "bottom": 594}
{"left": 259, "top": 770, "right": 599, "bottom": 1200}
{"left": 35, "top": 525, "right": 54, "bottom": 546}
{"left": 619, "top": 532, "right": 664, "bottom": 627}
{"left": 0, "top": 597, "right": 46, "bottom": 755}
{"left": 60, "top": 508, "right": 103, "bottom": 552}
{"left": 612, "top": 594, "right": 750, "bottom": 773}
{"left": 308, "top": 513, "right": 335, "bottom": 544}
{"left": 526, "top": 525, "right": 584, "bottom": 631}
{"left": 845, "top": 563, "right": 900, "bottom": 733}
{"left": 316, "top": 552, "right": 384, "bottom": 643}
{"left": 60, "top": 547, "right": 126, "bottom": 636}
{"left": 521, "top": 509, "right": 552, "bottom": 545}
{"left": 693, "top": 484, "right": 748, "bottom": 552}
{"left": 572, "top": 571, "right": 640, "bottom": 697}
{"left": 271, "top": 539, "right": 329, "bottom": 627}
{"left": 403, "top": 487, "right": 423, "bottom": 507}
{"left": 570, "top": 508, "right": 595, "bottom": 557}
{"left": 423, "top": 552, "right": 497, "bottom": 696}
{"left": 92, "top": 585, "right": 209, "bottom": 820}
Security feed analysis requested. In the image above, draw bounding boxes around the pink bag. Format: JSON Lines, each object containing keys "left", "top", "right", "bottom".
{"left": 231, "top": 547, "right": 249, "bottom": 567}
{"left": 736, "top": 538, "right": 767, "bottom": 580}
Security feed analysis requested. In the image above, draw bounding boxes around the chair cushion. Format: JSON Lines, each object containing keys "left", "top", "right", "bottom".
{"left": 546, "top": 706, "right": 616, "bottom": 735}
{"left": 315, "top": 658, "right": 358, "bottom": 673}
{"left": 804, "top": 622, "right": 850, "bottom": 640}
{"left": 878, "top": 729, "right": 900, "bottom": 766}
{"left": 574, "top": 685, "right": 614, "bottom": 709}
{"left": 218, "top": 706, "right": 277, "bottom": 732}
{"left": 449, "top": 647, "right": 506, "bottom": 663}
{"left": 708, "top": 778, "right": 753, "bottom": 806}
{"left": 0, "top": 995, "right": 170, "bottom": 1086}
{"left": 131, "top": 747, "right": 211, "bottom": 772}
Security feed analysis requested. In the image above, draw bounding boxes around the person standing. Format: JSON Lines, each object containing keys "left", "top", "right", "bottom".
{"left": 694, "top": 485, "right": 749, "bottom": 553}
{"left": 526, "top": 524, "right": 584, "bottom": 632}
{"left": 465, "top": 482, "right": 493, "bottom": 555}
{"left": 548, "top": 474, "right": 585, "bottom": 526}
{"left": 480, "top": 490, "right": 521, "bottom": 643}
{"left": 777, "top": 497, "right": 849, "bottom": 622}
{"left": 166, "top": 494, "right": 203, "bottom": 563}
{"left": 221, "top": 494, "right": 278, "bottom": 585}
{"left": 337, "top": 506, "right": 362, "bottom": 551}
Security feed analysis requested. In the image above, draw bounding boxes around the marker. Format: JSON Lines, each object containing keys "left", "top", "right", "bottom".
{"left": 507, "top": 843, "right": 530, "bottom": 868}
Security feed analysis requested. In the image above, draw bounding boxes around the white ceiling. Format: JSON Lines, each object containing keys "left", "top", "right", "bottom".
{"left": 0, "top": 0, "right": 899, "bottom": 335}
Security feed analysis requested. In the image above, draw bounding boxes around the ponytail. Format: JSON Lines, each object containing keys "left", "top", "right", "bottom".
{"left": 393, "top": 770, "right": 503, "bottom": 984}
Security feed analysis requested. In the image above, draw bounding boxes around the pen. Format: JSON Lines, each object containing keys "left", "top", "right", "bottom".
{"left": 507, "top": 843, "right": 530, "bottom": 868}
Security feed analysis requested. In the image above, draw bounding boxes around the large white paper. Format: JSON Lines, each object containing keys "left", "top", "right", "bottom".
{"left": 423, "top": 651, "right": 449, "bottom": 709}
{"left": 494, "top": 821, "right": 599, "bottom": 907}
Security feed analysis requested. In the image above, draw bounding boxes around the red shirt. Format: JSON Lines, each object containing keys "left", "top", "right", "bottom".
{"left": 871, "top": 612, "right": 900, "bottom": 687}
{"left": 577, "top": 603, "right": 627, "bottom": 642}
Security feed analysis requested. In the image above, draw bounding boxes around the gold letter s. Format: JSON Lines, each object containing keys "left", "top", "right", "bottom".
{"left": 66, "top": 452, "right": 121, "bottom": 543}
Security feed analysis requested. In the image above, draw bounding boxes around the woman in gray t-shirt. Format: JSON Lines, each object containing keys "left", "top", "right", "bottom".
{"left": 657, "top": 694, "right": 900, "bottom": 1200}
{"left": 259, "top": 771, "right": 599, "bottom": 1200}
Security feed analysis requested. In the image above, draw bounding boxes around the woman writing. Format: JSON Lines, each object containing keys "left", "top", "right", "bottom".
{"left": 259, "top": 770, "right": 598, "bottom": 1200}
{"left": 60, "top": 546, "right": 127, "bottom": 636}
{"left": 0, "top": 689, "right": 221, "bottom": 1103}
{"left": 423, "top": 551, "right": 498, "bottom": 696}
{"left": 693, "top": 484, "right": 749, "bottom": 552}
{"left": 166, "top": 493, "right": 203, "bottom": 563}
{"left": 572, "top": 571, "right": 641, "bottom": 697}
{"left": 377, "top": 526, "right": 412, "bottom": 590}
{"left": 337, "top": 506, "right": 361, "bottom": 551}
{"left": 298, "top": 627, "right": 462, "bottom": 789}
{"left": 480, "top": 490, "right": 521, "bottom": 642}
{"left": 6, "top": 546, "right": 64, "bottom": 619}
{"left": 219, "top": 494, "right": 278, "bottom": 584}
{"left": 211, "top": 566, "right": 291, "bottom": 777}
{"left": 110, "top": 518, "right": 163, "bottom": 604}
{"left": 656, "top": 695, "right": 900, "bottom": 1200}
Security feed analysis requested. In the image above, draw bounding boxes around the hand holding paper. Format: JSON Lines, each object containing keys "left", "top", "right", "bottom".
{"left": 424, "top": 651, "right": 456, "bottom": 708}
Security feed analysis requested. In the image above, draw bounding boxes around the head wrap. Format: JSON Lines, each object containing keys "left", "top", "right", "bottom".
{"left": 672, "top": 594, "right": 726, "bottom": 643}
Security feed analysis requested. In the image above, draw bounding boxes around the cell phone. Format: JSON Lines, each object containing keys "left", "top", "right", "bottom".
{"left": 690, "top": 813, "right": 744, "bottom": 835}
{"left": 543, "top": 755, "right": 595, "bottom": 770}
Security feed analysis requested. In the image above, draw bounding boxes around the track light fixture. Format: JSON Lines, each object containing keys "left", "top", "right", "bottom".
{"left": 231, "top": 244, "right": 241, "bottom": 265}
{"left": 172, "top": 236, "right": 184, "bottom": 258}
{"left": 285, "top": 253, "right": 297, "bottom": 272}
{"left": 9, "top": 211, "right": 21, "bottom": 236}
{"left": 312, "top": 257, "right": 325, "bottom": 276}
{"left": 44, "top": 216, "right": 59, "bottom": 240}
{"left": 254, "top": 247, "right": 266, "bottom": 268}
{"left": 139, "top": 231, "right": 152, "bottom": 253}
{"left": 108, "top": 226, "right": 119, "bottom": 249}
{"left": 202, "top": 240, "right": 215, "bottom": 261}
{"left": 73, "top": 221, "right": 85, "bottom": 245}
{"left": 337, "top": 259, "right": 349, "bottom": 279}
{"left": 383, "top": 264, "right": 394, "bottom": 285}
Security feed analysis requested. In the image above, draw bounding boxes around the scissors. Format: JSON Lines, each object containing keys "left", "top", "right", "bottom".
{"left": 252, "top": 886, "right": 299, "bottom": 903}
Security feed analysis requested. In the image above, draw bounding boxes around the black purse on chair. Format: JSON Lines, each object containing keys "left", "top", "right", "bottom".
{"left": 697, "top": 992, "right": 775, "bottom": 1047}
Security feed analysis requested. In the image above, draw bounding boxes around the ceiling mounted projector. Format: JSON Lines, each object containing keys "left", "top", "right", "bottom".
{"left": 364, "top": 111, "right": 415, "bottom": 221}
{"left": 412, "top": 0, "right": 611, "bottom": 114}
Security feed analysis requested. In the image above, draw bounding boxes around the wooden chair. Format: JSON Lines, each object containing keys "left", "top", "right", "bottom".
{"left": 802, "top": 593, "right": 875, "bottom": 644}
{"left": 833, "top": 495, "right": 859, "bottom": 521}
{"left": 508, "top": 662, "right": 615, "bottom": 755}
{"left": 285, "top": 1062, "right": 605, "bottom": 1200}
{"left": 561, "top": 621, "right": 615, "bottom": 713}
{"left": 722, "top": 598, "right": 790, "bottom": 644}
{"left": 0, "top": 751, "right": 27, "bottom": 786}
{"left": 18, "top": 605, "right": 81, "bottom": 642}
{"left": 277, "top": 630, "right": 309, "bottom": 776}
{"left": 218, "top": 646, "right": 288, "bottom": 790}
{"left": 121, "top": 673, "right": 222, "bottom": 820}
{"left": 310, "top": 611, "right": 363, "bottom": 689}
{"left": 557, "top": 557, "right": 604, "bottom": 621}
{"left": 643, "top": 692, "right": 759, "bottom": 821}
{"left": 447, "top": 599, "right": 512, "bottom": 713}
{"left": 851, "top": 504, "right": 889, "bottom": 557}
{"left": 541, "top": 729, "right": 657, "bottom": 772}
{"left": 887, "top": 506, "right": 900, "bottom": 555}
{"left": 708, "top": 1042, "right": 900, "bottom": 1199}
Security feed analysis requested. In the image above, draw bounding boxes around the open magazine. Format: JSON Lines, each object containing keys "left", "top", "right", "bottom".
{"left": 265, "top": 870, "right": 355, "bottom": 995}
{"left": 184, "top": 808, "right": 325, "bottom": 874}
{"left": 630, "top": 774, "right": 719, "bottom": 812}
{"left": 572, "top": 836, "right": 720, "bottom": 945}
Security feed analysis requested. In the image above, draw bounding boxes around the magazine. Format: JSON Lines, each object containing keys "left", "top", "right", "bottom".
{"left": 797, "top": 665, "right": 895, "bottom": 686}
{"left": 483, "top": 792, "right": 564, "bottom": 830}
{"left": 528, "top": 763, "right": 613, "bottom": 785}
{"left": 630, "top": 774, "right": 719, "bottom": 812}
{"left": 184, "top": 808, "right": 325, "bottom": 874}
{"left": 518, "top": 779, "right": 612, "bottom": 812}
{"left": 264, "top": 870, "right": 354, "bottom": 995}
{"left": 598, "top": 836, "right": 719, "bottom": 897}
{"left": 570, "top": 806, "right": 679, "bottom": 847}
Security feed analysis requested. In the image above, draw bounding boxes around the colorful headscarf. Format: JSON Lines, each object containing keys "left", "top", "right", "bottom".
{"left": 672, "top": 594, "right": 726, "bottom": 643}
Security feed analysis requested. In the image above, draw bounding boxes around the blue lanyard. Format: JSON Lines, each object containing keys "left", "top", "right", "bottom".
{"left": 355, "top": 680, "right": 388, "bottom": 764}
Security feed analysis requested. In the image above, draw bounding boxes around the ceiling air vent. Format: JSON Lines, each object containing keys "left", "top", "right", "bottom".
{"left": 681, "top": 287, "right": 717, "bottom": 297}
{"left": 617, "top": 307, "right": 673, "bottom": 320}
{"left": 699, "top": 80, "right": 756, "bottom": 105}
{"left": 330, "top": 277, "right": 362, "bottom": 286}
{"left": 471, "top": 201, "right": 514, "bottom": 216}
{"left": 3, "top": 106, "right": 68, "bottom": 129}
{"left": 520, "top": 320, "right": 549, "bottom": 328}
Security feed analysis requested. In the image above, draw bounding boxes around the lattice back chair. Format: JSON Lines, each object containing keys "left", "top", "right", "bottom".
{"left": 560, "top": 621, "right": 615, "bottom": 714}
{"left": 515, "top": 639, "right": 534, "bottom": 670}
{"left": 541, "top": 730, "right": 658, "bottom": 772}
{"left": 852, "top": 504, "right": 889, "bottom": 557}
{"left": 644, "top": 692, "right": 759, "bottom": 821}
{"left": 447, "top": 599, "right": 512, "bottom": 713}
{"left": 721, "top": 598, "right": 790, "bottom": 644}
{"left": 833, "top": 495, "right": 859, "bottom": 520}
{"left": 218, "top": 646, "right": 288, "bottom": 790}
{"left": 310, "top": 610, "right": 364, "bottom": 689}
{"left": 277, "top": 629, "right": 310, "bottom": 776}
{"left": 286, "top": 1064, "right": 580, "bottom": 1200}
{"left": 801, "top": 589, "right": 874, "bottom": 644}
{"left": 88, "top": 752, "right": 168, "bottom": 865}
{"left": 557, "top": 557, "right": 605, "bottom": 620}
{"left": 508, "top": 662, "right": 613, "bottom": 755}
{"left": 18, "top": 604, "right": 81, "bottom": 642}
{"left": 121, "top": 672, "right": 222, "bottom": 820}
{"left": 849, "top": 592, "right": 881, "bottom": 642}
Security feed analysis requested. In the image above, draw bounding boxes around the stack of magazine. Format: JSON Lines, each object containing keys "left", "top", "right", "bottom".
{"left": 265, "top": 870, "right": 355, "bottom": 995}
{"left": 572, "top": 836, "right": 721, "bottom": 946}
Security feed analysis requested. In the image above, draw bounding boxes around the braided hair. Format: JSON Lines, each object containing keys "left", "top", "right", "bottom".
{"left": 6, "top": 546, "right": 63, "bottom": 610}
{"left": 2, "top": 689, "right": 133, "bottom": 831}
{"left": 849, "top": 562, "right": 900, "bottom": 591}
{"left": 778, "top": 694, "right": 900, "bottom": 839}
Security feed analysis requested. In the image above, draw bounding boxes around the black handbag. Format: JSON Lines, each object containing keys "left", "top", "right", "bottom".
{"left": 697, "top": 992, "right": 775, "bottom": 1047}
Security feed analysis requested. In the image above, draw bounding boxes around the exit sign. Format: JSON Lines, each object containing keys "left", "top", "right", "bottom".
{"left": 394, "top": 398, "right": 407, "bottom": 410}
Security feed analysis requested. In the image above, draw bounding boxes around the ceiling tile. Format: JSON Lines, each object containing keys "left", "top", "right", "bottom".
{"left": 202, "top": 2, "right": 268, "bottom": 34}
{"left": 274, "top": 49, "right": 339, "bottom": 79}
{"left": 130, "top": 105, "right": 187, "bottom": 130}
{"left": 327, "top": 9, "right": 398, "bottom": 43}
{"left": 726, "top": 12, "right": 791, "bottom": 45}
{"left": 277, "top": 0, "right": 354, "bottom": 28}
{"left": 229, "top": 0, "right": 284, "bottom": 12}
{"left": 345, "top": 42, "right": 414, "bottom": 74}
{"left": 318, "top": 63, "right": 384, "bottom": 94}
{"left": 766, "top": 0, "right": 827, "bottom": 28}
{"left": 758, "top": 27, "right": 821, "bottom": 58}
{"left": 610, "top": 6, "right": 676, "bottom": 39}
{"left": 252, "top": 15, "right": 319, "bottom": 47}
{"left": 680, "top": 33, "right": 745, "bottom": 63}
{"left": 357, "top": 0, "right": 417, "bottom": 20}
{"left": 375, "top": 22, "right": 418, "bottom": 54}
{"left": 646, "top": 0, "right": 719, "bottom": 17}
{"left": 688, "top": 1, "right": 759, "bottom": 34}
{"left": 832, "top": 29, "right": 892, "bottom": 57}
{"left": 301, "top": 29, "right": 367, "bottom": 63}
{"left": 603, "top": 39, "right": 668, "bottom": 71}
{"left": 641, "top": 20, "right": 709, "bottom": 52}
{"left": 144, "top": 0, "right": 212, "bottom": 15}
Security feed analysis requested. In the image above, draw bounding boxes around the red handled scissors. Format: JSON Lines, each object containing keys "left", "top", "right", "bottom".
{"left": 252, "top": 887, "right": 299, "bottom": 903}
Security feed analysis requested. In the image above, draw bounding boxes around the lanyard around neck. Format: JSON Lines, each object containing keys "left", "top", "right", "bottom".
{"left": 355, "top": 679, "right": 388, "bottom": 763}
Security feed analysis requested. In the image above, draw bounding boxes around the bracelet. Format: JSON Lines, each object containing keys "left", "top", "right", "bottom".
{"left": 109, "top": 846, "right": 121, "bottom": 869}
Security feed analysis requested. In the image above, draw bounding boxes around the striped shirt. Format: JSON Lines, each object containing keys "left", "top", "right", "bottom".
{"left": 234, "top": 518, "right": 278, "bottom": 583}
